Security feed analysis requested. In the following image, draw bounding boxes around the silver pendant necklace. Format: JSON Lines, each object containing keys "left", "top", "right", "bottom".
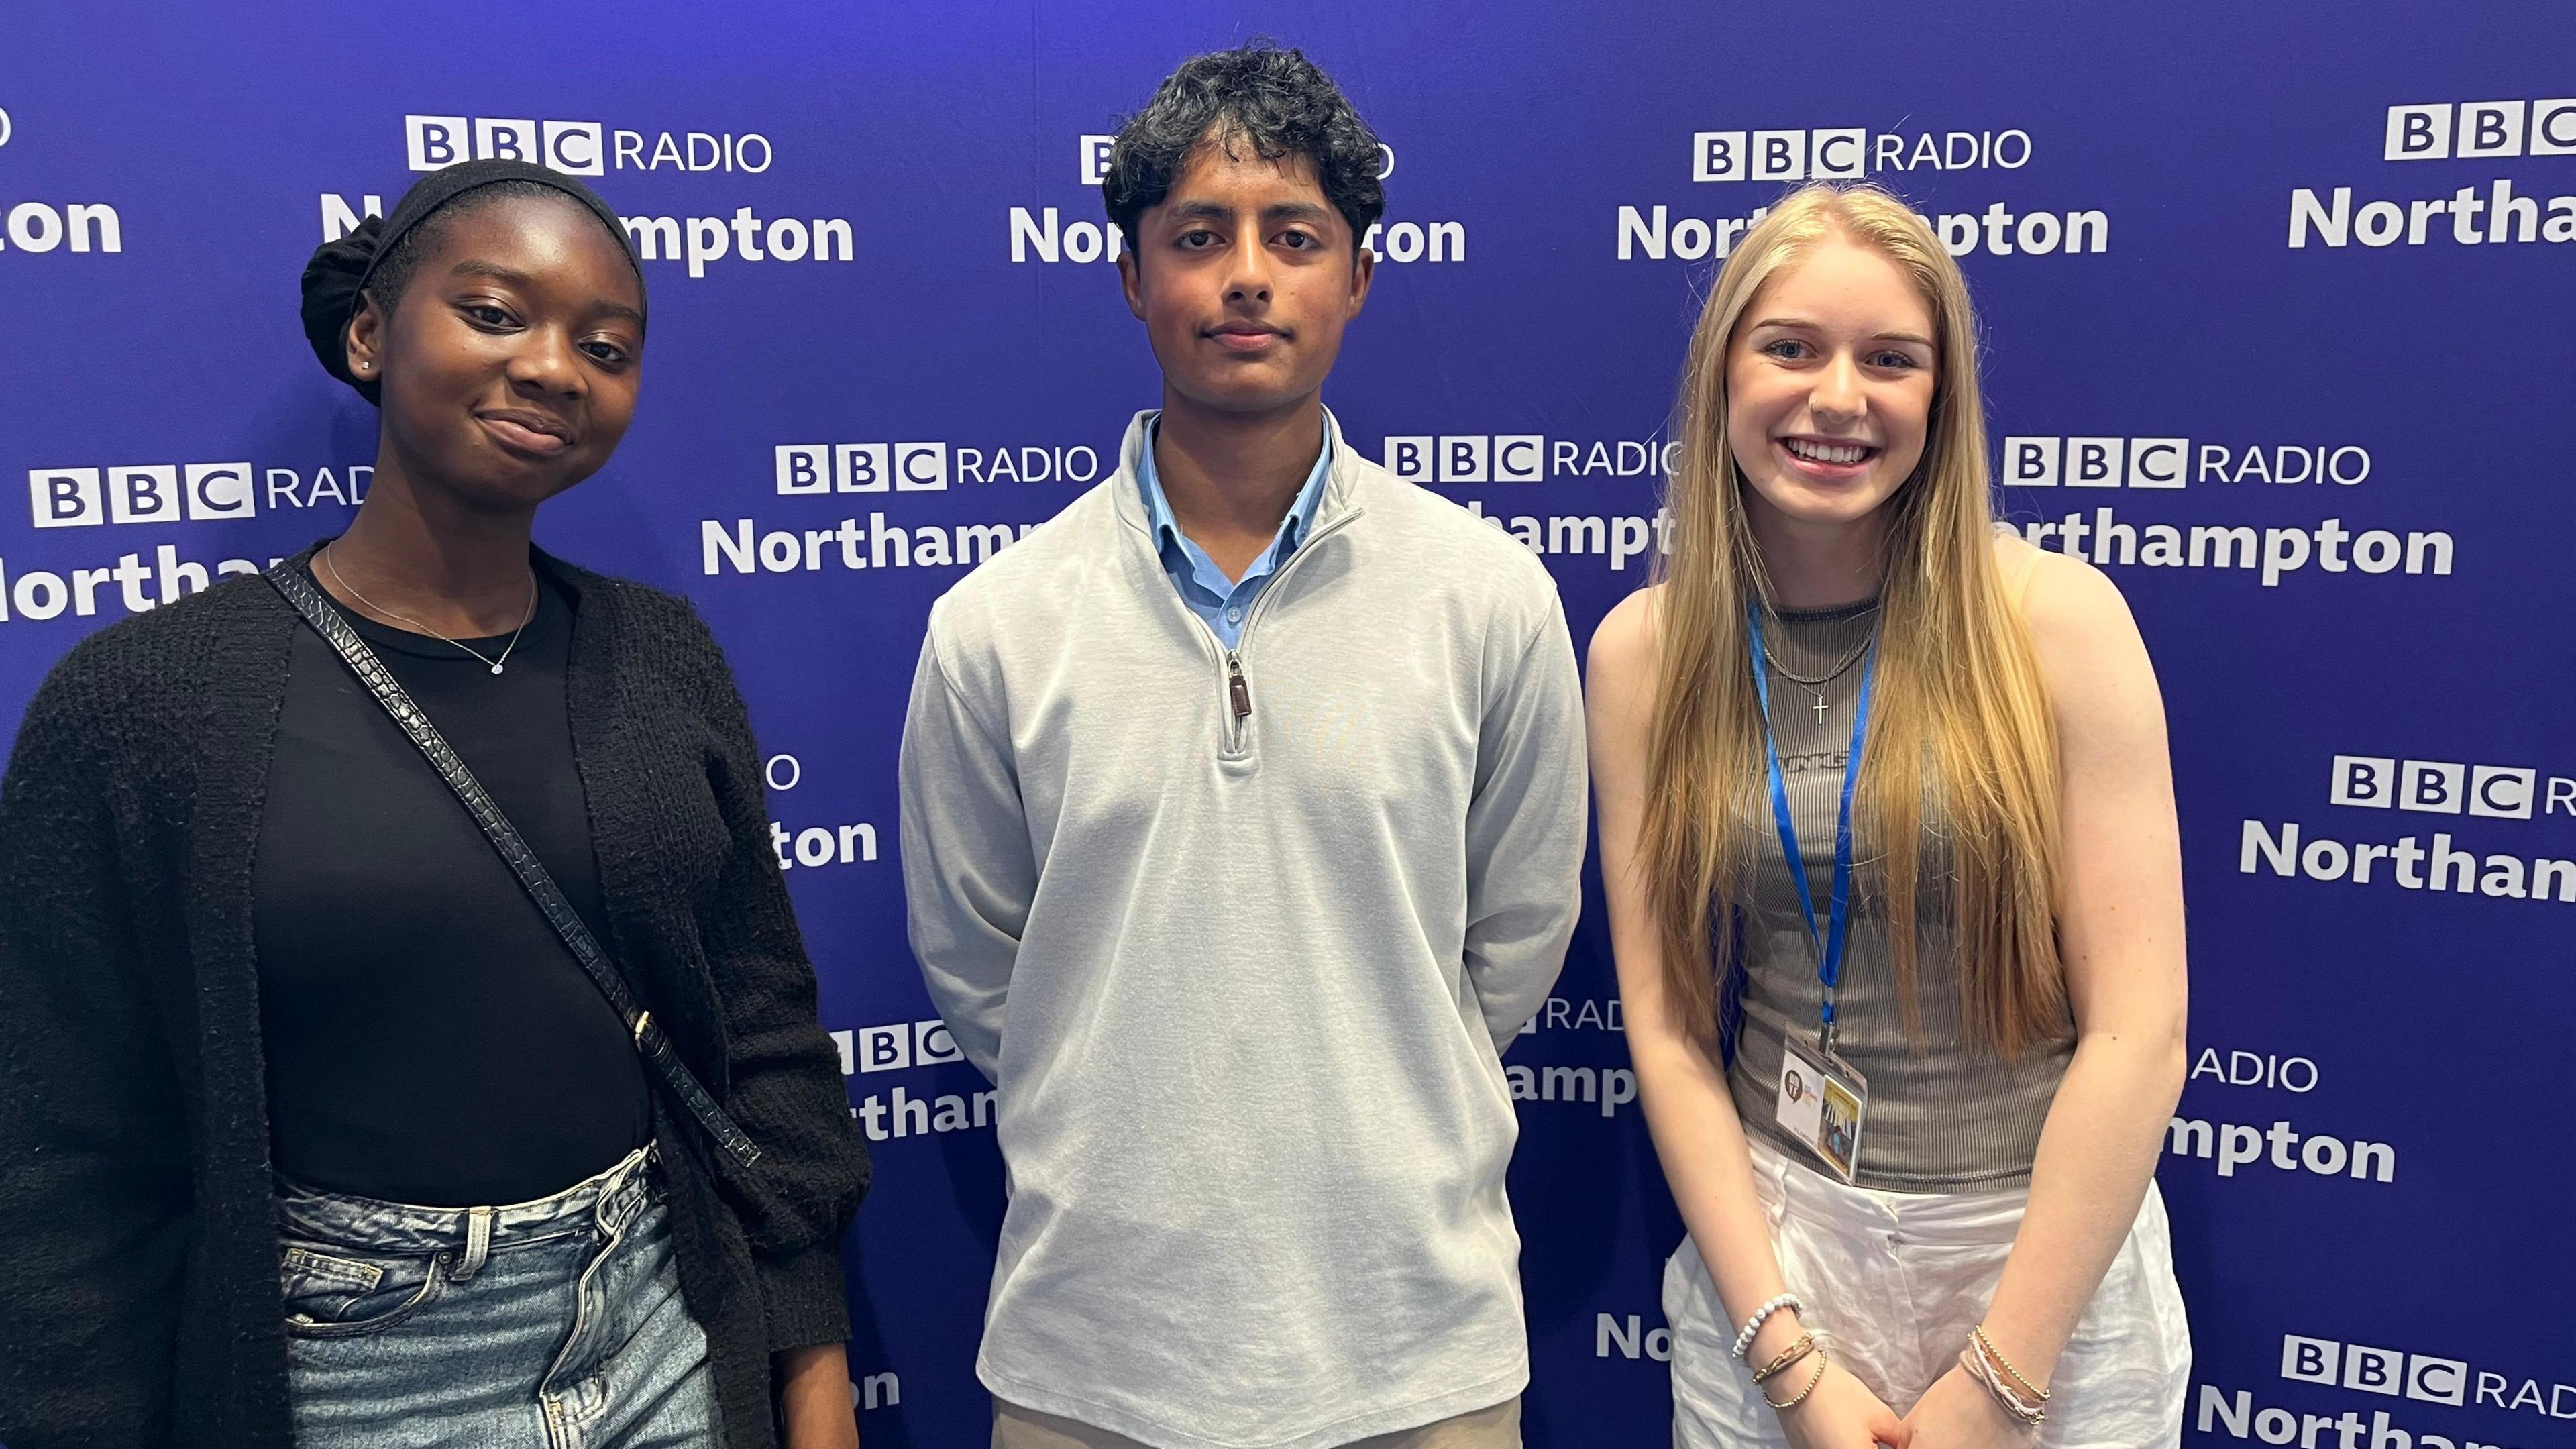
{"left": 1759, "top": 604, "right": 1878, "bottom": 724}
{"left": 319, "top": 544, "right": 537, "bottom": 676}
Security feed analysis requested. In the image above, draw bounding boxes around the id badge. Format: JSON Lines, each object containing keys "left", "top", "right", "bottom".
{"left": 1775, "top": 1037, "right": 1869, "bottom": 1183}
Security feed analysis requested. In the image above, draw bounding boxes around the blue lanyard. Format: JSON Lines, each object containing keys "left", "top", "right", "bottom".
{"left": 1748, "top": 608, "right": 1878, "bottom": 1056}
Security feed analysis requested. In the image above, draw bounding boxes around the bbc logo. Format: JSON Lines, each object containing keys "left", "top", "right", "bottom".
{"left": 2383, "top": 99, "right": 2576, "bottom": 161}
{"left": 1693, "top": 129, "right": 1868, "bottom": 183}
{"left": 1383, "top": 435, "right": 1546, "bottom": 484}
{"left": 2330, "top": 755, "right": 2536, "bottom": 820}
{"left": 1998, "top": 436, "right": 2188, "bottom": 489}
{"left": 832, "top": 1020, "right": 964, "bottom": 1075}
{"left": 1082, "top": 132, "right": 1394, "bottom": 186}
{"left": 1079, "top": 134, "right": 1116, "bottom": 185}
{"left": 407, "top": 115, "right": 604, "bottom": 174}
{"left": 2279, "top": 1336, "right": 2466, "bottom": 1406}
{"left": 773, "top": 443, "right": 949, "bottom": 494}
{"left": 29, "top": 464, "right": 256, "bottom": 527}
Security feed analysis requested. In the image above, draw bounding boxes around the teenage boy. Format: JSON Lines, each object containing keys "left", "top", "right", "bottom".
{"left": 900, "top": 42, "right": 1585, "bottom": 1449}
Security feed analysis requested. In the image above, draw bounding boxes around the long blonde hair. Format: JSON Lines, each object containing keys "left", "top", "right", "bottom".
{"left": 1640, "top": 182, "right": 2066, "bottom": 1057}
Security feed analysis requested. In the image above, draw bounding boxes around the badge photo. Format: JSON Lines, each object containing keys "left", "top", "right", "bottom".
{"left": 1777, "top": 1039, "right": 1868, "bottom": 1183}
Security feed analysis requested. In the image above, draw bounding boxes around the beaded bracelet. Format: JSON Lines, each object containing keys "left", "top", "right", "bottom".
{"left": 1730, "top": 1293, "right": 1802, "bottom": 1361}
{"left": 1752, "top": 1332, "right": 1817, "bottom": 1384}
{"left": 1959, "top": 1346, "right": 2047, "bottom": 1426}
{"left": 1972, "top": 1326, "right": 2049, "bottom": 1405}
{"left": 1763, "top": 1346, "right": 1831, "bottom": 1410}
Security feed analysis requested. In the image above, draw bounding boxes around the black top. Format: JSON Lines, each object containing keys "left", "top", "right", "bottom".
{"left": 255, "top": 566, "right": 651, "bottom": 1205}
{"left": 0, "top": 547, "right": 869, "bottom": 1449}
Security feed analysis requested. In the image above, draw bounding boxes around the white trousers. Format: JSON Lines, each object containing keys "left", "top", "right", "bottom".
{"left": 1664, "top": 1140, "right": 2190, "bottom": 1448}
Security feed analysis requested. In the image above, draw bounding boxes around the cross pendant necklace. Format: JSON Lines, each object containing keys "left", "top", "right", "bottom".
{"left": 1756, "top": 606, "right": 1878, "bottom": 729}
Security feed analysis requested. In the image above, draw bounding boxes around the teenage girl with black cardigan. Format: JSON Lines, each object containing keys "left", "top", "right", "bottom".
{"left": 0, "top": 160, "right": 869, "bottom": 1449}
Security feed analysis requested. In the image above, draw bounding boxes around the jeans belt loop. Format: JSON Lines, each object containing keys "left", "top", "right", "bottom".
{"left": 455, "top": 1204, "right": 493, "bottom": 1281}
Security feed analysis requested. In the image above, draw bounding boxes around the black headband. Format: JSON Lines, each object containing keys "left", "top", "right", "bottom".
{"left": 299, "top": 158, "right": 641, "bottom": 405}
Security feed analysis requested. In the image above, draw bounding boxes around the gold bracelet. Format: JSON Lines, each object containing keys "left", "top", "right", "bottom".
{"left": 1971, "top": 1325, "right": 2050, "bottom": 1402}
{"left": 1959, "top": 1347, "right": 2047, "bottom": 1426}
{"left": 1762, "top": 1346, "right": 1831, "bottom": 1410}
{"left": 1752, "top": 1332, "right": 1816, "bottom": 1383}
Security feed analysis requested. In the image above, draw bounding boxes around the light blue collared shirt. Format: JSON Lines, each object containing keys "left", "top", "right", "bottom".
{"left": 1137, "top": 412, "right": 1334, "bottom": 650}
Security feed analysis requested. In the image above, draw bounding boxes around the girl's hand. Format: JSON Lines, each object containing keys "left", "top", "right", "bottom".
{"left": 1900, "top": 1362, "right": 2030, "bottom": 1449}
{"left": 1776, "top": 1356, "right": 1913, "bottom": 1449}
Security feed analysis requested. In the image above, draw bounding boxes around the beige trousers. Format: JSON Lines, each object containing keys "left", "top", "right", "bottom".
{"left": 992, "top": 1396, "right": 1521, "bottom": 1449}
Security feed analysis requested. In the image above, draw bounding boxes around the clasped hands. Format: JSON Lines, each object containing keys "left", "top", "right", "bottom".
{"left": 1776, "top": 1350, "right": 2033, "bottom": 1449}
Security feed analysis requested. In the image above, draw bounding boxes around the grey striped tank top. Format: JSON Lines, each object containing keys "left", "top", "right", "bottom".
{"left": 1723, "top": 598, "right": 2074, "bottom": 1192}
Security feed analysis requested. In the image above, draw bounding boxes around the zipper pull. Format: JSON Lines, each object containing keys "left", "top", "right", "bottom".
{"left": 1226, "top": 651, "right": 1252, "bottom": 718}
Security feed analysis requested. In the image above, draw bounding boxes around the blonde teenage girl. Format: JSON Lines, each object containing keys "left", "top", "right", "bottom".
{"left": 1587, "top": 182, "right": 2190, "bottom": 1448}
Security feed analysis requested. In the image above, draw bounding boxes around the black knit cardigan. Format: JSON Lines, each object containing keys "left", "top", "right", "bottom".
{"left": 0, "top": 546, "right": 871, "bottom": 1448}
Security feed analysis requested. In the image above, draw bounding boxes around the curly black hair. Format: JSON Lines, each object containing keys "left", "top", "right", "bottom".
{"left": 1102, "top": 41, "right": 1385, "bottom": 254}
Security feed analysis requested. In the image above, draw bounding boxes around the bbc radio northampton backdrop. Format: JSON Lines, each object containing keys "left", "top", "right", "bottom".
{"left": 5, "top": 2, "right": 2574, "bottom": 1445}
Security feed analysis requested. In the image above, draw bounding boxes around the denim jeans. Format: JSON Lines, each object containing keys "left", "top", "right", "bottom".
{"left": 276, "top": 1143, "right": 723, "bottom": 1448}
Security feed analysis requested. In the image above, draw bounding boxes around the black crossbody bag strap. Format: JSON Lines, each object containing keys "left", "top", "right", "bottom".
{"left": 267, "top": 564, "right": 762, "bottom": 1171}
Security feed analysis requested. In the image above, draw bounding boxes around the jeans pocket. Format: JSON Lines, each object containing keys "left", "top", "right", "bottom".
{"left": 280, "top": 1241, "right": 445, "bottom": 1338}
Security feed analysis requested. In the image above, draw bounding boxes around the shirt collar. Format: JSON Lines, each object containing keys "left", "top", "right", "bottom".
{"left": 1138, "top": 410, "right": 1336, "bottom": 558}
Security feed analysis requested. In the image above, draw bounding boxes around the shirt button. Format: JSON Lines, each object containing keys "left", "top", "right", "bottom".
{"left": 1226, "top": 608, "right": 1242, "bottom": 623}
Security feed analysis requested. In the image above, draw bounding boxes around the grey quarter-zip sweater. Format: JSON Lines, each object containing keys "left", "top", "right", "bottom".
{"left": 899, "top": 410, "right": 1587, "bottom": 1449}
